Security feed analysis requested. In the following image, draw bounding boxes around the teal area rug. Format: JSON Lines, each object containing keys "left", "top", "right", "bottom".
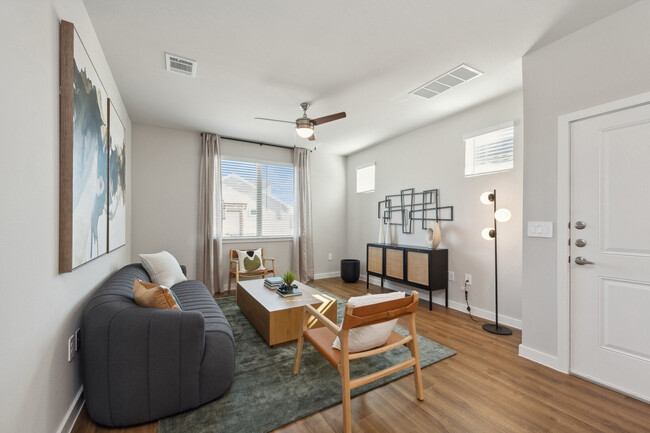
{"left": 159, "top": 289, "right": 455, "bottom": 433}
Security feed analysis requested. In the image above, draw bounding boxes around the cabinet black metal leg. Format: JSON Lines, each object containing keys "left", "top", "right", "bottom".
{"left": 429, "top": 290, "right": 432, "bottom": 311}
{"left": 445, "top": 287, "right": 448, "bottom": 307}
{"left": 366, "top": 273, "right": 369, "bottom": 290}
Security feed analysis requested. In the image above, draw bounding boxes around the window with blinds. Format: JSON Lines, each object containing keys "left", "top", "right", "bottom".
{"left": 464, "top": 122, "right": 514, "bottom": 177}
{"left": 220, "top": 158, "right": 294, "bottom": 238}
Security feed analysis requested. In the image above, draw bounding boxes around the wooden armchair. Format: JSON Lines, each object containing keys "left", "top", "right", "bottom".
{"left": 293, "top": 291, "right": 423, "bottom": 433}
{"left": 227, "top": 248, "right": 276, "bottom": 291}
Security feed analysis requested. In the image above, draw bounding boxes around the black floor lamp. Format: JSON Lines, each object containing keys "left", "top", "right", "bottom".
{"left": 480, "top": 189, "right": 512, "bottom": 335}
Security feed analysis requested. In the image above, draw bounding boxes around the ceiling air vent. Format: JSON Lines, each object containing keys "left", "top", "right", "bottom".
{"left": 410, "top": 64, "right": 482, "bottom": 99}
{"left": 165, "top": 53, "right": 197, "bottom": 77}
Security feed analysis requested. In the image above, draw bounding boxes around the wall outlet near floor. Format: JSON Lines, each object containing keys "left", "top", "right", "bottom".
{"left": 464, "top": 274, "right": 473, "bottom": 285}
{"left": 75, "top": 328, "right": 81, "bottom": 352}
{"left": 328, "top": 253, "right": 332, "bottom": 261}
{"left": 448, "top": 271, "right": 455, "bottom": 281}
{"left": 68, "top": 335, "right": 76, "bottom": 362}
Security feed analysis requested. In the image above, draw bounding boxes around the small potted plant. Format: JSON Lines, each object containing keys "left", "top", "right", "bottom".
{"left": 279, "top": 271, "right": 296, "bottom": 293}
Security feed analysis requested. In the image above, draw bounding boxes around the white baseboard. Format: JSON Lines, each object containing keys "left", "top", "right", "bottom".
{"left": 518, "top": 344, "right": 564, "bottom": 372}
{"left": 360, "top": 275, "right": 522, "bottom": 329}
{"left": 56, "top": 386, "right": 84, "bottom": 433}
{"left": 314, "top": 271, "right": 340, "bottom": 279}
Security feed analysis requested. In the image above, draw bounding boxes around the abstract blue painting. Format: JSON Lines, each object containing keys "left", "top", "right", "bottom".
{"left": 72, "top": 29, "right": 108, "bottom": 268}
{"left": 108, "top": 101, "right": 126, "bottom": 251}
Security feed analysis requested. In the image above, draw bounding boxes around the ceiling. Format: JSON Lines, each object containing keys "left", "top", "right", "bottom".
{"left": 83, "top": 0, "right": 636, "bottom": 155}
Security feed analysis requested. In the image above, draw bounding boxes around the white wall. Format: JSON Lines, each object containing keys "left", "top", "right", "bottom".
{"left": 312, "top": 152, "right": 347, "bottom": 278}
{"left": 0, "top": 1, "right": 131, "bottom": 432}
{"left": 346, "top": 91, "right": 523, "bottom": 325}
{"left": 521, "top": 1, "right": 650, "bottom": 363}
{"left": 131, "top": 125, "right": 347, "bottom": 284}
{"left": 131, "top": 124, "right": 200, "bottom": 275}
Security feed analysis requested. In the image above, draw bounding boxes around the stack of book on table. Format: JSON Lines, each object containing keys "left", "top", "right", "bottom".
{"left": 276, "top": 287, "right": 302, "bottom": 297}
{"left": 264, "top": 276, "right": 284, "bottom": 290}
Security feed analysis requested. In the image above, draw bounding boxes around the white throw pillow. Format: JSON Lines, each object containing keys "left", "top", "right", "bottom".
{"left": 332, "top": 291, "right": 405, "bottom": 353}
{"left": 140, "top": 251, "right": 187, "bottom": 287}
{"left": 236, "top": 248, "right": 265, "bottom": 272}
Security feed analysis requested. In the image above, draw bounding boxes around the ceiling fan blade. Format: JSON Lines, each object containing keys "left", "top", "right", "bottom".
{"left": 254, "top": 117, "right": 295, "bottom": 125}
{"left": 308, "top": 134, "right": 316, "bottom": 141}
{"left": 311, "top": 112, "right": 346, "bottom": 126}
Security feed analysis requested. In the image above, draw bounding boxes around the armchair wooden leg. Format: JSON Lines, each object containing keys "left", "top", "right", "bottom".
{"left": 341, "top": 365, "right": 352, "bottom": 433}
{"left": 339, "top": 333, "right": 352, "bottom": 433}
{"left": 293, "top": 309, "right": 307, "bottom": 375}
{"left": 228, "top": 274, "right": 232, "bottom": 291}
{"left": 293, "top": 333, "right": 304, "bottom": 375}
{"left": 407, "top": 315, "right": 424, "bottom": 401}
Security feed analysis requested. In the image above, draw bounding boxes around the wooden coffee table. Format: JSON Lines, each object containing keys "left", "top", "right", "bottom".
{"left": 236, "top": 279, "right": 338, "bottom": 346}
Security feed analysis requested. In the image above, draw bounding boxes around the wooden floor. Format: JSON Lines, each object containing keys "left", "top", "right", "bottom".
{"left": 73, "top": 278, "right": 650, "bottom": 433}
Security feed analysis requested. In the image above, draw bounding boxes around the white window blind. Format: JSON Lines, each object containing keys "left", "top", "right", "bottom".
{"left": 464, "top": 122, "right": 514, "bottom": 177}
{"left": 356, "top": 164, "right": 375, "bottom": 193}
{"left": 220, "top": 158, "right": 294, "bottom": 238}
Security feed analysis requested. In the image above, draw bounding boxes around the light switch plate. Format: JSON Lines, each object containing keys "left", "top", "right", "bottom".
{"left": 528, "top": 221, "right": 553, "bottom": 238}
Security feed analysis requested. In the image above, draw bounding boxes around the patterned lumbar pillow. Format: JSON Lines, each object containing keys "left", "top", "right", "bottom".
{"left": 332, "top": 291, "right": 405, "bottom": 353}
{"left": 140, "top": 251, "right": 187, "bottom": 287}
{"left": 237, "top": 248, "right": 264, "bottom": 272}
{"left": 133, "top": 278, "right": 182, "bottom": 310}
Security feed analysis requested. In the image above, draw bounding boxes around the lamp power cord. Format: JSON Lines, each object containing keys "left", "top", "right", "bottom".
{"left": 463, "top": 280, "right": 480, "bottom": 322}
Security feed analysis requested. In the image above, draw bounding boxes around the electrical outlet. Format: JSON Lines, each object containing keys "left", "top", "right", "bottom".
{"left": 328, "top": 253, "right": 332, "bottom": 261}
{"left": 68, "top": 335, "right": 76, "bottom": 362}
{"left": 464, "top": 274, "right": 472, "bottom": 285}
{"left": 75, "top": 328, "right": 81, "bottom": 352}
{"left": 448, "top": 271, "right": 454, "bottom": 281}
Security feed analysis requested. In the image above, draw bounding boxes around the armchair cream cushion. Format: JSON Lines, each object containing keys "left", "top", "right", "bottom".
{"left": 332, "top": 291, "right": 405, "bottom": 353}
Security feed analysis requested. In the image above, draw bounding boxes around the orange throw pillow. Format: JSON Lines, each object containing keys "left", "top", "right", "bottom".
{"left": 133, "top": 278, "right": 181, "bottom": 310}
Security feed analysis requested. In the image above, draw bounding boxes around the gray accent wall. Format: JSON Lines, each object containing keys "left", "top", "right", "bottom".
{"left": 0, "top": 1, "right": 132, "bottom": 432}
{"left": 521, "top": 1, "right": 650, "bottom": 363}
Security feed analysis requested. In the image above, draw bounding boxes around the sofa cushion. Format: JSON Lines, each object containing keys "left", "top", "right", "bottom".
{"left": 140, "top": 251, "right": 187, "bottom": 287}
{"left": 133, "top": 278, "right": 181, "bottom": 310}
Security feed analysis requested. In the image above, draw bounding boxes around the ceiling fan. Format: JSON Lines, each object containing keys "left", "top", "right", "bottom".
{"left": 255, "top": 102, "right": 346, "bottom": 141}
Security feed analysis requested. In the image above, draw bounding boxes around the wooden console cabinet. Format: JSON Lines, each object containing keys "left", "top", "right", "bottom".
{"left": 366, "top": 243, "right": 448, "bottom": 310}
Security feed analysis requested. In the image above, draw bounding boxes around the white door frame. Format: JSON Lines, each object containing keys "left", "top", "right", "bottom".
{"left": 555, "top": 90, "right": 650, "bottom": 373}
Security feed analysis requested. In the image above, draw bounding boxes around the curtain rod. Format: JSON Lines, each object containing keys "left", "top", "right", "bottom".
{"left": 200, "top": 133, "right": 312, "bottom": 152}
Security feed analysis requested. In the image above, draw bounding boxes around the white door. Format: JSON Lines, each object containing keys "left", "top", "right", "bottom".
{"left": 570, "top": 103, "right": 650, "bottom": 402}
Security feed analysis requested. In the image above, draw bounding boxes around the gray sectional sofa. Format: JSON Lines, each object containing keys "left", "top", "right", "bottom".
{"left": 81, "top": 263, "right": 235, "bottom": 427}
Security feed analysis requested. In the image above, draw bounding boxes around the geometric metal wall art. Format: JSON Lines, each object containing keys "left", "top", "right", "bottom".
{"left": 378, "top": 188, "right": 453, "bottom": 234}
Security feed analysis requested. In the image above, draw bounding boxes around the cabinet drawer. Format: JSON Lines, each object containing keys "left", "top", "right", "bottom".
{"left": 367, "top": 246, "right": 383, "bottom": 273}
{"left": 385, "top": 249, "right": 404, "bottom": 279}
{"left": 407, "top": 251, "right": 429, "bottom": 285}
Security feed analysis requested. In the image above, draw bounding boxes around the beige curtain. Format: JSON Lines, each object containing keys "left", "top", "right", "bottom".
{"left": 197, "top": 133, "right": 224, "bottom": 294}
{"left": 292, "top": 148, "right": 314, "bottom": 282}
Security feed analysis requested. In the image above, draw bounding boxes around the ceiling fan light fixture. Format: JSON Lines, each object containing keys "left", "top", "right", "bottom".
{"left": 296, "top": 123, "right": 314, "bottom": 138}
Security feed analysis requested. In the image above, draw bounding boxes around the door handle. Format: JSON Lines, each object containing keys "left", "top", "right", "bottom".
{"left": 574, "top": 256, "right": 594, "bottom": 265}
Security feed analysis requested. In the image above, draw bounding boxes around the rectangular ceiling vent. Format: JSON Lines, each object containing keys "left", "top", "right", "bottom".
{"left": 165, "top": 53, "right": 197, "bottom": 77}
{"left": 410, "top": 64, "right": 482, "bottom": 99}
